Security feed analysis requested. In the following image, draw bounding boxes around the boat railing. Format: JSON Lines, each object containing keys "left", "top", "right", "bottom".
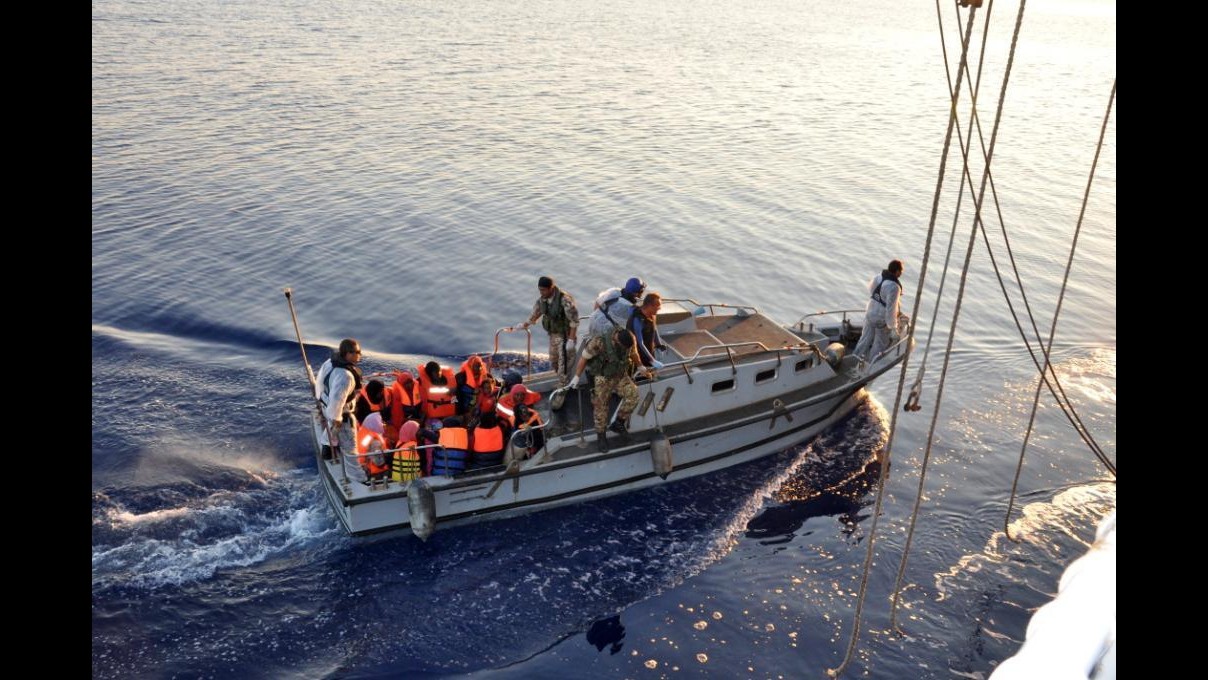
{"left": 871, "top": 332, "right": 910, "bottom": 366}
{"left": 657, "top": 340, "right": 815, "bottom": 382}
{"left": 507, "top": 420, "right": 550, "bottom": 462}
{"left": 661, "top": 298, "right": 760, "bottom": 317}
{"left": 789, "top": 308, "right": 864, "bottom": 334}
{"left": 492, "top": 326, "right": 534, "bottom": 378}
{"left": 338, "top": 443, "right": 444, "bottom": 490}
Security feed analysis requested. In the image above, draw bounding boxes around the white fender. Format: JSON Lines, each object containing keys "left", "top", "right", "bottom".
{"left": 407, "top": 478, "right": 436, "bottom": 541}
{"left": 825, "top": 342, "right": 846, "bottom": 368}
{"left": 651, "top": 434, "right": 674, "bottom": 479}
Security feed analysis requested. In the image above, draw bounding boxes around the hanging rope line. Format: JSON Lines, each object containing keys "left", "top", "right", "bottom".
{"left": 888, "top": 0, "right": 1028, "bottom": 631}
{"left": 904, "top": 0, "right": 996, "bottom": 413}
{"left": 946, "top": 60, "right": 1111, "bottom": 467}
{"left": 930, "top": 0, "right": 1111, "bottom": 470}
{"left": 1005, "top": 79, "right": 1117, "bottom": 540}
{"left": 825, "top": 3, "right": 980, "bottom": 677}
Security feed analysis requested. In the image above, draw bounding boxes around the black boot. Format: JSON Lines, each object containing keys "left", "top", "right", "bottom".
{"left": 321, "top": 445, "right": 333, "bottom": 461}
{"left": 609, "top": 416, "right": 628, "bottom": 435}
{"left": 596, "top": 431, "right": 609, "bottom": 453}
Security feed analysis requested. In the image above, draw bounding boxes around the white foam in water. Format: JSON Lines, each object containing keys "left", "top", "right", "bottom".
{"left": 92, "top": 469, "right": 340, "bottom": 590}
{"left": 933, "top": 483, "right": 1116, "bottom": 602}
{"left": 634, "top": 397, "right": 887, "bottom": 591}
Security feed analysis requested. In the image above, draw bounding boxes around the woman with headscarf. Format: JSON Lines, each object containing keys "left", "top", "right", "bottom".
{"left": 391, "top": 419, "right": 423, "bottom": 482}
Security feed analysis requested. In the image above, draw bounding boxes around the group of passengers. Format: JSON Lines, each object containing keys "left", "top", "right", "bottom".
{"left": 315, "top": 274, "right": 672, "bottom": 481}
{"left": 318, "top": 346, "right": 546, "bottom": 484}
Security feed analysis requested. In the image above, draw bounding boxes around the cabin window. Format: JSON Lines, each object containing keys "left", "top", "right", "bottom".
{"left": 711, "top": 378, "right": 735, "bottom": 393}
{"left": 795, "top": 357, "right": 812, "bottom": 372}
{"left": 755, "top": 369, "right": 776, "bottom": 383}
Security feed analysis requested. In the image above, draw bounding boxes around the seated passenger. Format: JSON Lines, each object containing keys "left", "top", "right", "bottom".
{"left": 469, "top": 411, "right": 506, "bottom": 469}
{"left": 430, "top": 416, "right": 470, "bottom": 477}
{"left": 500, "top": 384, "right": 544, "bottom": 457}
{"left": 415, "top": 421, "right": 441, "bottom": 476}
{"left": 354, "top": 379, "right": 387, "bottom": 423}
{"left": 418, "top": 361, "right": 457, "bottom": 425}
{"left": 455, "top": 355, "right": 489, "bottom": 417}
{"left": 476, "top": 375, "right": 500, "bottom": 419}
{"left": 389, "top": 370, "right": 423, "bottom": 424}
{"left": 391, "top": 419, "right": 423, "bottom": 483}
{"left": 355, "top": 418, "right": 391, "bottom": 481}
{"left": 496, "top": 381, "right": 539, "bottom": 429}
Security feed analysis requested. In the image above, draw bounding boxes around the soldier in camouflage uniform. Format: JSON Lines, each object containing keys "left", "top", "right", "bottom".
{"left": 521, "top": 276, "right": 580, "bottom": 386}
{"left": 568, "top": 327, "right": 655, "bottom": 452}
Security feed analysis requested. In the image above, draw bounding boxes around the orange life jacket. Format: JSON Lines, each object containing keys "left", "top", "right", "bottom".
{"left": 470, "top": 424, "right": 505, "bottom": 467}
{"left": 358, "top": 386, "right": 383, "bottom": 413}
{"left": 355, "top": 425, "right": 390, "bottom": 477}
{"left": 459, "top": 355, "right": 488, "bottom": 390}
{"left": 477, "top": 381, "right": 499, "bottom": 414}
{"left": 496, "top": 390, "right": 542, "bottom": 429}
{"left": 431, "top": 426, "right": 470, "bottom": 475}
{"left": 438, "top": 426, "right": 469, "bottom": 451}
{"left": 470, "top": 425, "right": 504, "bottom": 453}
{"left": 389, "top": 372, "right": 422, "bottom": 424}
{"left": 418, "top": 365, "right": 458, "bottom": 420}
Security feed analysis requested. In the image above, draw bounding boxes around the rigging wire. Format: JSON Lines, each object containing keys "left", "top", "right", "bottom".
{"left": 888, "top": 0, "right": 1028, "bottom": 632}
{"left": 825, "top": 3, "right": 981, "bottom": 677}
{"left": 904, "top": 0, "right": 995, "bottom": 412}
{"left": 910, "top": 0, "right": 1111, "bottom": 468}
{"left": 1005, "top": 79, "right": 1117, "bottom": 540}
{"left": 946, "top": 56, "right": 1112, "bottom": 469}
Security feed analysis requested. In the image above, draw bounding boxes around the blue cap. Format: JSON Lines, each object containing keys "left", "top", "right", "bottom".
{"left": 623, "top": 277, "right": 646, "bottom": 295}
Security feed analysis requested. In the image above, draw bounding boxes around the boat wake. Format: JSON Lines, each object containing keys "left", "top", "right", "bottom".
{"left": 91, "top": 456, "right": 338, "bottom": 592}
{"left": 933, "top": 482, "right": 1116, "bottom": 603}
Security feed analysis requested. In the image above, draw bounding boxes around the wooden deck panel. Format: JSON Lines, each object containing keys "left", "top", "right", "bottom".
{"left": 694, "top": 313, "right": 807, "bottom": 352}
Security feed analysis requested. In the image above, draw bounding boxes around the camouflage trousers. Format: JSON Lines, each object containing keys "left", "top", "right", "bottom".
{"left": 547, "top": 332, "right": 571, "bottom": 385}
{"left": 591, "top": 374, "right": 639, "bottom": 432}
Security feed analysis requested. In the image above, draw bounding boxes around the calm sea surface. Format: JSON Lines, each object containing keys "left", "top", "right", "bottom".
{"left": 92, "top": 0, "right": 1116, "bottom": 677}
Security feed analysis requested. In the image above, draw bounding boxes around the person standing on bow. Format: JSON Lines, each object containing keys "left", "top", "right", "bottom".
{"left": 569, "top": 328, "right": 654, "bottom": 453}
{"left": 520, "top": 276, "right": 579, "bottom": 387}
{"left": 853, "top": 259, "right": 906, "bottom": 364}
{"left": 315, "top": 338, "right": 364, "bottom": 461}
{"left": 627, "top": 290, "right": 667, "bottom": 369}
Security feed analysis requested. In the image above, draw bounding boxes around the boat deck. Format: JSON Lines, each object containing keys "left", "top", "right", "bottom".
{"left": 662, "top": 312, "right": 808, "bottom": 360}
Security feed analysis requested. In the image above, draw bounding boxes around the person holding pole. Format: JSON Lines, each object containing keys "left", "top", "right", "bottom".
{"left": 315, "top": 338, "right": 365, "bottom": 460}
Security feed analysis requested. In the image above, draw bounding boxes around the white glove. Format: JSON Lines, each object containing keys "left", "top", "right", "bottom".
{"left": 568, "top": 374, "right": 580, "bottom": 389}
{"left": 565, "top": 339, "right": 576, "bottom": 352}
{"left": 651, "top": 359, "right": 665, "bottom": 369}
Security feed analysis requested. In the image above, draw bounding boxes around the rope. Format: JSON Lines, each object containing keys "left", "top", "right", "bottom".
{"left": 1005, "top": 79, "right": 1117, "bottom": 540}
{"left": 934, "top": 0, "right": 1110, "bottom": 467}
{"left": 949, "top": 89, "right": 1111, "bottom": 467}
{"left": 888, "top": 0, "right": 1027, "bottom": 631}
{"left": 904, "top": 0, "right": 994, "bottom": 412}
{"left": 825, "top": 4, "right": 979, "bottom": 677}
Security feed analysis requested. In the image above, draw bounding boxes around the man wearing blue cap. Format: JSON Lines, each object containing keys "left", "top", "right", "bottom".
{"left": 584, "top": 276, "right": 646, "bottom": 347}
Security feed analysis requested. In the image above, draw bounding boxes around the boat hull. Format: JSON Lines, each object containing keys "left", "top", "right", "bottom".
{"left": 319, "top": 382, "right": 870, "bottom": 537}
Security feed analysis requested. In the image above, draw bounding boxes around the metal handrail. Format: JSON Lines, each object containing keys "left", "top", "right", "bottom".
{"left": 340, "top": 442, "right": 443, "bottom": 487}
{"left": 492, "top": 326, "right": 534, "bottom": 378}
{"left": 661, "top": 298, "right": 761, "bottom": 316}
{"left": 509, "top": 420, "right": 550, "bottom": 462}
{"left": 676, "top": 340, "right": 809, "bottom": 365}
{"left": 870, "top": 333, "right": 910, "bottom": 365}
{"left": 790, "top": 308, "right": 865, "bottom": 332}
